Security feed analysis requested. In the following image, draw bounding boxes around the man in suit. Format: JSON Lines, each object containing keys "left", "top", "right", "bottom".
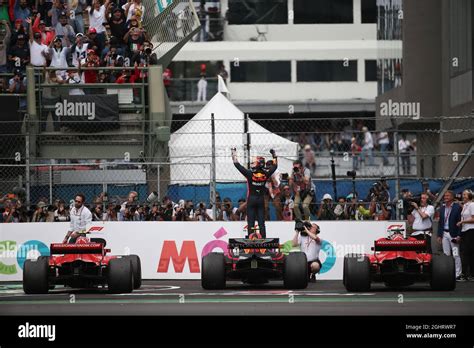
{"left": 437, "top": 190, "right": 463, "bottom": 280}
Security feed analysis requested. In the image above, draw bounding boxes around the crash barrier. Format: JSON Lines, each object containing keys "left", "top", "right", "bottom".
{"left": 0, "top": 220, "right": 405, "bottom": 281}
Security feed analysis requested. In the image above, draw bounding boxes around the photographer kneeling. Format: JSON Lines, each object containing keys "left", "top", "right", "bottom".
{"left": 292, "top": 219, "right": 322, "bottom": 283}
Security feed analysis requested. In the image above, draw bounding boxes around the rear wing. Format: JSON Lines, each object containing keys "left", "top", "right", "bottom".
{"left": 374, "top": 239, "right": 427, "bottom": 252}
{"left": 228, "top": 238, "right": 280, "bottom": 249}
{"left": 50, "top": 243, "right": 104, "bottom": 254}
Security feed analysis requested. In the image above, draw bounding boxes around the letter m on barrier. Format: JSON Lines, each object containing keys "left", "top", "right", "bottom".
{"left": 157, "top": 241, "right": 200, "bottom": 273}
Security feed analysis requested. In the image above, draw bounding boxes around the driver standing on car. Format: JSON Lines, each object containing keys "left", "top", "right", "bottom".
{"left": 231, "top": 148, "right": 277, "bottom": 238}
{"left": 63, "top": 193, "right": 92, "bottom": 243}
{"left": 292, "top": 221, "right": 322, "bottom": 282}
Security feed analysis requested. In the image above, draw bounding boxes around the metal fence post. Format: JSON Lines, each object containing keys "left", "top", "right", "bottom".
{"left": 394, "top": 130, "right": 401, "bottom": 220}
{"left": 210, "top": 113, "right": 217, "bottom": 219}
{"left": 49, "top": 165, "right": 53, "bottom": 205}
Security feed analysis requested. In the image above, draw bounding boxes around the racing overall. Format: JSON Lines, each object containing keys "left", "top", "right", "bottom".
{"left": 233, "top": 160, "right": 277, "bottom": 238}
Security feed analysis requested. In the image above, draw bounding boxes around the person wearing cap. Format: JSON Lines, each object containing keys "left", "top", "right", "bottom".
{"left": 8, "top": 68, "right": 26, "bottom": 95}
{"left": 48, "top": 0, "right": 66, "bottom": 27}
{"left": 48, "top": 35, "right": 70, "bottom": 71}
{"left": 32, "top": 201, "right": 49, "bottom": 222}
{"left": 32, "top": 13, "right": 55, "bottom": 45}
{"left": 317, "top": 193, "right": 336, "bottom": 220}
{"left": 70, "top": 32, "right": 88, "bottom": 67}
{"left": 7, "top": 32, "right": 29, "bottom": 72}
{"left": 11, "top": 18, "right": 26, "bottom": 46}
{"left": 89, "top": 0, "right": 110, "bottom": 54}
{"left": 26, "top": 17, "right": 49, "bottom": 67}
{"left": 0, "top": 19, "right": 11, "bottom": 73}
{"left": 54, "top": 10, "right": 75, "bottom": 45}
{"left": 107, "top": 5, "right": 127, "bottom": 46}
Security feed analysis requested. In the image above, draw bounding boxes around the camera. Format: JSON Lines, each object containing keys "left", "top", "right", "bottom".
{"left": 293, "top": 166, "right": 300, "bottom": 173}
{"left": 145, "top": 47, "right": 152, "bottom": 55}
{"left": 294, "top": 218, "right": 313, "bottom": 236}
{"left": 347, "top": 170, "right": 357, "bottom": 178}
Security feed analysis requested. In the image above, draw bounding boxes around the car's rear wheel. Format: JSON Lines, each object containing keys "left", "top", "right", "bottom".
{"left": 23, "top": 256, "right": 49, "bottom": 294}
{"left": 125, "top": 255, "right": 142, "bottom": 289}
{"left": 283, "top": 252, "right": 308, "bottom": 289}
{"left": 430, "top": 254, "right": 456, "bottom": 291}
{"left": 108, "top": 257, "right": 134, "bottom": 293}
{"left": 344, "top": 254, "right": 371, "bottom": 292}
{"left": 201, "top": 253, "right": 226, "bottom": 290}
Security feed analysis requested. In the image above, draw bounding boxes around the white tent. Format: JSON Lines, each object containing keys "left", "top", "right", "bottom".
{"left": 169, "top": 93, "right": 299, "bottom": 184}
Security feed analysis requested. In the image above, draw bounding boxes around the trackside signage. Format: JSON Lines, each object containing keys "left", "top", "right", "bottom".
{"left": 0, "top": 221, "right": 405, "bottom": 281}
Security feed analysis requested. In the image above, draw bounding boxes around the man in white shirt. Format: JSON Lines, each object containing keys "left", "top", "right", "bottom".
{"left": 410, "top": 193, "right": 434, "bottom": 252}
{"left": 458, "top": 190, "right": 474, "bottom": 280}
{"left": 292, "top": 222, "right": 322, "bottom": 282}
{"left": 398, "top": 134, "right": 411, "bottom": 174}
{"left": 27, "top": 17, "right": 49, "bottom": 67}
{"left": 361, "top": 126, "right": 374, "bottom": 166}
{"left": 63, "top": 193, "right": 92, "bottom": 243}
{"left": 377, "top": 131, "right": 390, "bottom": 165}
{"left": 89, "top": 0, "right": 109, "bottom": 53}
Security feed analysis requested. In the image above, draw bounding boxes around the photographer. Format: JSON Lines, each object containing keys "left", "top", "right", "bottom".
{"left": 161, "top": 196, "right": 175, "bottom": 221}
{"left": 289, "top": 160, "right": 314, "bottom": 221}
{"left": 217, "top": 197, "right": 234, "bottom": 221}
{"left": 334, "top": 196, "right": 348, "bottom": 220}
{"left": 281, "top": 185, "right": 294, "bottom": 221}
{"left": 194, "top": 201, "right": 213, "bottom": 221}
{"left": 32, "top": 201, "right": 49, "bottom": 222}
{"left": 148, "top": 203, "right": 163, "bottom": 221}
{"left": 292, "top": 220, "right": 322, "bottom": 282}
{"left": 175, "top": 200, "right": 194, "bottom": 221}
{"left": 317, "top": 194, "right": 336, "bottom": 221}
{"left": 92, "top": 203, "right": 104, "bottom": 221}
{"left": 368, "top": 182, "right": 391, "bottom": 221}
{"left": 265, "top": 159, "right": 282, "bottom": 221}
{"left": 103, "top": 202, "right": 119, "bottom": 221}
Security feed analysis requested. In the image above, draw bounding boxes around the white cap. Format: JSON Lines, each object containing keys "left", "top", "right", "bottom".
{"left": 322, "top": 193, "right": 333, "bottom": 201}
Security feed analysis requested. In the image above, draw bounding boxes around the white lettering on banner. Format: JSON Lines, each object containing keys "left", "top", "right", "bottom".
{"left": 18, "top": 322, "right": 56, "bottom": 341}
{"left": 0, "top": 221, "right": 405, "bottom": 281}
{"left": 54, "top": 100, "right": 96, "bottom": 120}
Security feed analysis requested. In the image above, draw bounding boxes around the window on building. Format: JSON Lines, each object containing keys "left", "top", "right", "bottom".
{"left": 231, "top": 61, "right": 291, "bottom": 82}
{"left": 365, "top": 60, "right": 377, "bottom": 81}
{"left": 297, "top": 61, "right": 358, "bottom": 82}
{"left": 294, "top": 0, "right": 353, "bottom": 24}
{"left": 227, "top": 0, "right": 288, "bottom": 24}
{"left": 361, "top": 0, "right": 376, "bottom": 23}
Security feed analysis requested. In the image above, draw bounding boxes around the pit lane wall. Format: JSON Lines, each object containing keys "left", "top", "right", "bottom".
{"left": 0, "top": 221, "right": 406, "bottom": 281}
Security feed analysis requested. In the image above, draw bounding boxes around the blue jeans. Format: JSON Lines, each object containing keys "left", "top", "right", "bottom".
{"left": 380, "top": 143, "right": 389, "bottom": 164}
{"left": 362, "top": 147, "right": 374, "bottom": 166}
{"left": 70, "top": 14, "right": 85, "bottom": 36}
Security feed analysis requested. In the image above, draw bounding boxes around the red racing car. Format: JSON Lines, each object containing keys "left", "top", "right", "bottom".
{"left": 23, "top": 235, "right": 142, "bottom": 294}
{"left": 201, "top": 237, "right": 308, "bottom": 289}
{"left": 343, "top": 229, "right": 456, "bottom": 291}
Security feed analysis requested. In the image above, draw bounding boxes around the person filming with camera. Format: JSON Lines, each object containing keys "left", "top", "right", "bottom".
{"left": 410, "top": 193, "right": 434, "bottom": 250}
{"left": 292, "top": 220, "right": 322, "bottom": 283}
{"left": 289, "top": 160, "right": 315, "bottom": 221}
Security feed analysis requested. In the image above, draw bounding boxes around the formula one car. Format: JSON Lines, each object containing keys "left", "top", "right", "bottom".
{"left": 201, "top": 238, "right": 308, "bottom": 289}
{"left": 343, "top": 228, "right": 455, "bottom": 291}
{"left": 23, "top": 235, "right": 142, "bottom": 294}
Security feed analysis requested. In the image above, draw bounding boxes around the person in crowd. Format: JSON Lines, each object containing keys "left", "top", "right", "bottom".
{"left": 48, "top": 0, "right": 67, "bottom": 27}
{"left": 333, "top": 196, "right": 347, "bottom": 220}
{"left": 70, "top": 32, "right": 88, "bottom": 67}
{"left": 265, "top": 159, "right": 282, "bottom": 221}
{"left": 302, "top": 144, "right": 317, "bottom": 177}
{"left": 104, "top": 202, "right": 119, "bottom": 221}
{"left": 8, "top": 68, "right": 27, "bottom": 93}
{"left": 193, "top": 201, "right": 213, "bottom": 221}
{"left": 410, "top": 192, "right": 434, "bottom": 252}
{"left": 54, "top": 200, "right": 70, "bottom": 221}
{"left": 437, "top": 190, "right": 463, "bottom": 280}
{"left": 32, "top": 14, "right": 55, "bottom": 46}
{"left": 361, "top": 126, "right": 374, "bottom": 166}
{"left": 14, "top": 0, "right": 31, "bottom": 28}
{"left": 398, "top": 134, "right": 412, "bottom": 175}
{"left": 281, "top": 185, "right": 294, "bottom": 221}
{"left": 233, "top": 198, "right": 247, "bottom": 221}
{"left": 120, "top": 190, "right": 138, "bottom": 215}
{"left": 89, "top": 0, "right": 109, "bottom": 53}
{"left": 8, "top": 33, "right": 29, "bottom": 72}
{"left": 27, "top": 17, "right": 49, "bottom": 68}
{"left": 369, "top": 184, "right": 391, "bottom": 221}
{"left": 458, "top": 190, "right": 474, "bottom": 281}
{"left": 196, "top": 73, "right": 207, "bottom": 101}
{"left": 289, "top": 160, "right": 314, "bottom": 221}
{"left": 317, "top": 193, "right": 336, "bottom": 220}
{"left": 0, "top": 19, "right": 11, "bottom": 73}
{"left": 217, "top": 197, "right": 234, "bottom": 221}
{"left": 377, "top": 131, "right": 390, "bottom": 166}
{"left": 55, "top": 11, "right": 75, "bottom": 45}
{"left": 49, "top": 35, "right": 70, "bottom": 71}
{"left": 68, "top": 0, "right": 87, "bottom": 35}
{"left": 107, "top": 6, "right": 127, "bottom": 47}
{"left": 350, "top": 137, "right": 361, "bottom": 170}
{"left": 92, "top": 203, "right": 104, "bottom": 221}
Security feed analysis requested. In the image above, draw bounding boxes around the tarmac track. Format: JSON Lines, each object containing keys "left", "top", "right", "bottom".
{"left": 1, "top": 280, "right": 473, "bottom": 315}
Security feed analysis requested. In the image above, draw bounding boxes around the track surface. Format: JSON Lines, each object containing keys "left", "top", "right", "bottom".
{"left": 1, "top": 280, "right": 473, "bottom": 315}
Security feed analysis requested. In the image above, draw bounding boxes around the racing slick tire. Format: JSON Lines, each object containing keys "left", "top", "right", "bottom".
{"left": 201, "top": 252, "right": 226, "bottom": 290}
{"left": 108, "top": 257, "right": 134, "bottom": 293}
{"left": 344, "top": 254, "right": 371, "bottom": 292}
{"left": 430, "top": 254, "right": 456, "bottom": 291}
{"left": 23, "top": 256, "right": 49, "bottom": 294}
{"left": 126, "top": 255, "right": 142, "bottom": 289}
{"left": 283, "top": 252, "right": 308, "bottom": 289}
